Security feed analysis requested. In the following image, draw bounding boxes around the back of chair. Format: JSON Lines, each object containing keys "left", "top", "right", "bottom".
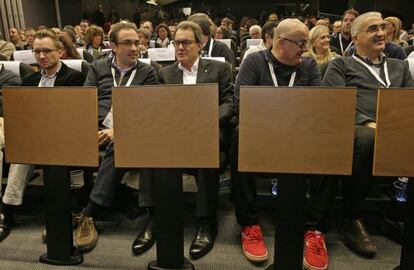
{"left": 61, "top": 59, "right": 90, "bottom": 77}
{"left": 0, "top": 61, "right": 34, "bottom": 79}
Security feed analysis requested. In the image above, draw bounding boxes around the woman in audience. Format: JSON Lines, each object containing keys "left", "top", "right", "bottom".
{"left": 84, "top": 25, "right": 108, "bottom": 59}
{"left": 60, "top": 29, "right": 94, "bottom": 63}
{"left": 303, "top": 25, "right": 339, "bottom": 66}
{"left": 155, "top": 23, "right": 171, "bottom": 48}
{"left": 385, "top": 17, "right": 409, "bottom": 48}
{"left": 214, "top": 26, "right": 230, "bottom": 40}
{"left": 59, "top": 35, "right": 82, "bottom": 59}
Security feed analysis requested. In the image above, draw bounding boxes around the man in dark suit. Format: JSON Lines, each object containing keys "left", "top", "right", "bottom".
{"left": 0, "top": 29, "right": 85, "bottom": 242}
{"left": 131, "top": 21, "right": 233, "bottom": 260}
{"left": 187, "top": 13, "right": 236, "bottom": 68}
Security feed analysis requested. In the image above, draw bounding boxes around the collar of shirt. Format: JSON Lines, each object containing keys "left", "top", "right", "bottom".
{"left": 178, "top": 57, "right": 200, "bottom": 73}
{"left": 41, "top": 61, "right": 62, "bottom": 79}
{"left": 178, "top": 57, "right": 200, "bottom": 85}
{"left": 111, "top": 56, "right": 138, "bottom": 76}
{"left": 266, "top": 48, "right": 298, "bottom": 76}
{"left": 355, "top": 52, "right": 386, "bottom": 68}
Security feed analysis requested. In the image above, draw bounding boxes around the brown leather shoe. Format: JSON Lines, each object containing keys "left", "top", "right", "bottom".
{"left": 337, "top": 218, "right": 377, "bottom": 257}
{"left": 75, "top": 214, "right": 98, "bottom": 252}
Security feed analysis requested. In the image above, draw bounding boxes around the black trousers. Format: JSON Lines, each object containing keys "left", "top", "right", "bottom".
{"left": 342, "top": 125, "right": 375, "bottom": 219}
{"left": 231, "top": 125, "right": 338, "bottom": 232}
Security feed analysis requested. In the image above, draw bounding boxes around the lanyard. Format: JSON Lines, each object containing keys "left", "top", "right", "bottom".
{"left": 111, "top": 67, "right": 137, "bottom": 87}
{"left": 352, "top": 55, "right": 390, "bottom": 88}
{"left": 208, "top": 39, "right": 214, "bottom": 57}
{"left": 339, "top": 33, "right": 353, "bottom": 55}
{"left": 268, "top": 62, "right": 296, "bottom": 87}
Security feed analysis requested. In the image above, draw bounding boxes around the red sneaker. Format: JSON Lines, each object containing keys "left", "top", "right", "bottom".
{"left": 241, "top": 224, "right": 268, "bottom": 262}
{"left": 303, "top": 230, "right": 328, "bottom": 270}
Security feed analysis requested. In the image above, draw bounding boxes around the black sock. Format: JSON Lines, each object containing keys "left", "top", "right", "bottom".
{"left": 0, "top": 203, "right": 15, "bottom": 216}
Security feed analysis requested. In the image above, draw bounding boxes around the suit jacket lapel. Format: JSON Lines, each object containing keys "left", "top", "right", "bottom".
{"left": 171, "top": 62, "right": 184, "bottom": 84}
{"left": 196, "top": 58, "right": 208, "bottom": 83}
{"left": 54, "top": 62, "right": 68, "bottom": 86}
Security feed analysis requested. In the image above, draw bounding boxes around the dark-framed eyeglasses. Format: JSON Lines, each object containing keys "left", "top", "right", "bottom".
{"left": 117, "top": 40, "right": 140, "bottom": 47}
{"left": 279, "top": 37, "right": 309, "bottom": 49}
{"left": 32, "top": 48, "right": 58, "bottom": 54}
{"left": 173, "top": 39, "right": 196, "bottom": 48}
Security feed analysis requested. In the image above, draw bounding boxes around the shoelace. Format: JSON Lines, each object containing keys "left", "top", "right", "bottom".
{"left": 78, "top": 217, "right": 93, "bottom": 237}
{"left": 306, "top": 232, "right": 327, "bottom": 256}
{"left": 243, "top": 226, "right": 263, "bottom": 244}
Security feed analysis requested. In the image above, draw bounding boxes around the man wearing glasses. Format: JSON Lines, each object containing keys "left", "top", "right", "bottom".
{"left": 324, "top": 12, "right": 413, "bottom": 258}
{"left": 78, "top": 22, "right": 158, "bottom": 252}
{"left": 0, "top": 29, "right": 85, "bottom": 242}
{"left": 131, "top": 21, "right": 233, "bottom": 260}
{"left": 232, "top": 19, "right": 334, "bottom": 270}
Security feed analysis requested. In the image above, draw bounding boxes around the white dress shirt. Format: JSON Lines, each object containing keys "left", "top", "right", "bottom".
{"left": 178, "top": 57, "right": 199, "bottom": 85}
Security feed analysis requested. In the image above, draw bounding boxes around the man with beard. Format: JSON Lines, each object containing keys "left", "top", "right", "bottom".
{"left": 324, "top": 12, "right": 414, "bottom": 258}
{"left": 0, "top": 29, "right": 85, "bottom": 242}
{"left": 330, "top": 9, "right": 359, "bottom": 56}
{"left": 78, "top": 22, "right": 158, "bottom": 252}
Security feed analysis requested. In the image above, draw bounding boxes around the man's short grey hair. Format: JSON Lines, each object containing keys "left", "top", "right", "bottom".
{"left": 351, "top": 12, "right": 382, "bottom": 37}
{"left": 249, "top": 25, "right": 262, "bottom": 35}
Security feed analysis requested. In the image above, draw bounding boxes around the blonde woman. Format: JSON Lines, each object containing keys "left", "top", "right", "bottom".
{"left": 303, "top": 25, "right": 339, "bottom": 65}
{"left": 384, "top": 16, "right": 409, "bottom": 48}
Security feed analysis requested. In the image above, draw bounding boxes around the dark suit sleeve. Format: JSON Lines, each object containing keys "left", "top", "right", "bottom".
{"left": 67, "top": 70, "right": 86, "bottom": 86}
{"left": 218, "top": 62, "right": 234, "bottom": 126}
{"left": 142, "top": 65, "right": 159, "bottom": 85}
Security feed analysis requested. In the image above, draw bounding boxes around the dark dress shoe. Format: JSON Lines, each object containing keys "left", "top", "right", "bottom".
{"left": 132, "top": 217, "right": 155, "bottom": 255}
{"left": 0, "top": 213, "right": 14, "bottom": 242}
{"left": 189, "top": 219, "right": 218, "bottom": 260}
{"left": 337, "top": 218, "right": 377, "bottom": 257}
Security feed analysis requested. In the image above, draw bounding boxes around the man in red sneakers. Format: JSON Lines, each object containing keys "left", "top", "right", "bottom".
{"left": 304, "top": 230, "right": 328, "bottom": 270}
{"left": 232, "top": 19, "right": 336, "bottom": 268}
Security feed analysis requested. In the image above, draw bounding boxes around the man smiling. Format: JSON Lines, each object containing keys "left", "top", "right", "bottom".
{"left": 324, "top": 12, "right": 414, "bottom": 258}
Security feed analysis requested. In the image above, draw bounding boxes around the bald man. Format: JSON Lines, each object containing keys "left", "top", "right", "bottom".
{"left": 232, "top": 19, "right": 332, "bottom": 269}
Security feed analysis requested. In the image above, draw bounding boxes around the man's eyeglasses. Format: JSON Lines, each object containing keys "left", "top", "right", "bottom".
{"left": 32, "top": 48, "right": 58, "bottom": 54}
{"left": 117, "top": 40, "right": 140, "bottom": 47}
{"left": 363, "top": 23, "right": 387, "bottom": 34}
{"left": 173, "top": 39, "right": 196, "bottom": 48}
{"left": 279, "top": 37, "right": 309, "bottom": 49}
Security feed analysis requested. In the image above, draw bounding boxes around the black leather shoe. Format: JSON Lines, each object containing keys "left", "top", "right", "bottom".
{"left": 337, "top": 218, "right": 377, "bottom": 257}
{"left": 381, "top": 212, "right": 404, "bottom": 244}
{"left": 0, "top": 213, "right": 14, "bottom": 242}
{"left": 189, "top": 219, "right": 217, "bottom": 260}
{"left": 132, "top": 216, "right": 155, "bottom": 255}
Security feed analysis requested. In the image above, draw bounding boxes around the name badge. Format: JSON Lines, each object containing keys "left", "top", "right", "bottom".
{"left": 246, "top": 39, "right": 261, "bottom": 48}
{"left": 148, "top": 47, "right": 176, "bottom": 62}
{"left": 13, "top": 50, "right": 36, "bottom": 64}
